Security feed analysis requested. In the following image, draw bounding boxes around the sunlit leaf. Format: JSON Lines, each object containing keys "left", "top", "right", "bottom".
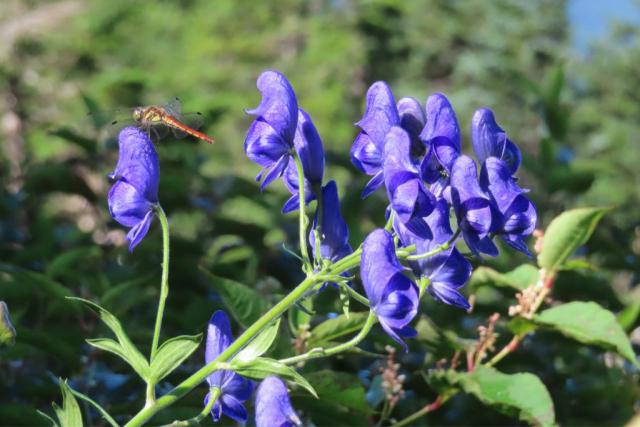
{"left": 230, "top": 357, "right": 317, "bottom": 398}
{"left": 236, "top": 319, "right": 280, "bottom": 362}
{"left": 150, "top": 334, "right": 202, "bottom": 382}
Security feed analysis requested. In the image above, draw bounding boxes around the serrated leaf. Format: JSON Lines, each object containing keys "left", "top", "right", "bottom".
{"left": 533, "top": 301, "right": 638, "bottom": 366}
{"left": 230, "top": 357, "right": 317, "bottom": 398}
{"left": 429, "top": 366, "right": 556, "bottom": 426}
{"left": 308, "top": 312, "right": 369, "bottom": 348}
{"left": 52, "top": 380, "right": 83, "bottom": 427}
{"left": 67, "top": 387, "right": 118, "bottom": 427}
{"left": 236, "top": 319, "right": 280, "bottom": 362}
{"left": 470, "top": 264, "right": 539, "bottom": 291}
{"left": 199, "top": 268, "right": 268, "bottom": 328}
{"left": 69, "top": 297, "right": 149, "bottom": 379}
{"left": 150, "top": 334, "right": 202, "bottom": 382}
{"left": 538, "top": 207, "right": 608, "bottom": 272}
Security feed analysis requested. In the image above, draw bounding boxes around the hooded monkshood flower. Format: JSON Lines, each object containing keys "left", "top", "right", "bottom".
{"left": 244, "top": 70, "right": 298, "bottom": 190}
{"left": 471, "top": 108, "right": 521, "bottom": 176}
{"left": 350, "top": 81, "right": 400, "bottom": 198}
{"left": 383, "top": 126, "right": 435, "bottom": 238}
{"left": 450, "top": 155, "right": 499, "bottom": 257}
{"left": 309, "top": 180, "right": 352, "bottom": 263}
{"left": 419, "top": 93, "right": 461, "bottom": 197}
{"left": 394, "top": 200, "right": 472, "bottom": 310}
{"left": 255, "top": 376, "right": 301, "bottom": 427}
{"left": 397, "top": 96, "right": 426, "bottom": 156}
{"left": 204, "top": 311, "right": 253, "bottom": 423}
{"left": 361, "top": 229, "right": 419, "bottom": 351}
{"left": 281, "top": 108, "right": 325, "bottom": 213}
{"left": 107, "top": 126, "right": 159, "bottom": 252}
{"left": 480, "top": 157, "right": 537, "bottom": 257}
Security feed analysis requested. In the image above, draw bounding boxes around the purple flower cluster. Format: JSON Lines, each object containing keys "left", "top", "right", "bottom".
{"left": 204, "top": 311, "right": 301, "bottom": 425}
{"left": 243, "top": 71, "right": 536, "bottom": 351}
{"left": 244, "top": 70, "right": 351, "bottom": 266}
{"left": 352, "top": 83, "right": 537, "bottom": 318}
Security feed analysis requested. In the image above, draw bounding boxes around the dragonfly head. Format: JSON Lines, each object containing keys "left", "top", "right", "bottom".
{"left": 132, "top": 107, "right": 144, "bottom": 122}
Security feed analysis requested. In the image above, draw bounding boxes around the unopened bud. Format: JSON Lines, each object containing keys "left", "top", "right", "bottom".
{"left": 0, "top": 301, "right": 16, "bottom": 347}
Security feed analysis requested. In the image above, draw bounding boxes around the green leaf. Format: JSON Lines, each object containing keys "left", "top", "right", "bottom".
{"left": 533, "top": 301, "right": 638, "bottom": 366}
{"left": 67, "top": 387, "right": 118, "bottom": 427}
{"left": 470, "top": 264, "right": 539, "bottom": 291}
{"left": 45, "top": 247, "right": 102, "bottom": 279}
{"left": 304, "top": 370, "right": 371, "bottom": 414}
{"left": 308, "top": 312, "right": 369, "bottom": 348}
{"left": 230, "top": 357, "right": 317, "bottom": 398}
{"left": 0, "top": 263, "right": 74, "bottom": 302}
{"left": 0, "top": 301, "right": 17, "bottom": 347}
{"left": 618, "top": 301, "right": 640, "bottom": 332}
{"left": 538, "top": 207, "right": 608, "bottom": 272}
{"left": 199, "top": 268, "right": 269, "bottom": 328}
{"left": 150, "top": 334, "right": 202, "bottom": 382}
{"left": 52, "top": 380, "right": 83, "bottom": 427}
{"left": 37, "top": 410, "right": 59, "bottom": 427}
{"left": 430, "top": 366, "right": 556, "bottom": 426}
{"left": 69, "top": 297, "right": 150, "bottom": 379}
{"left": 236, "top": 319, "right": 280, "bottom": 362}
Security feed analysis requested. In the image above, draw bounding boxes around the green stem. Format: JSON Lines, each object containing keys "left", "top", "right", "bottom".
{"left": 391, "top": 395, "right": 448, "bottom": 427}
{"left": 404, "top": 229, "right": 461, "bottom": 261}
{"left": 293, "top": 152, "right": 312, "bottom": 273}
{"left": 126, "top": 273, "right": 321, "bottom": 426}
{"left": 146, "top": 205, "right": 171, "bottom": 405}
{"left": 313, "top": 182, "right": 323, "bottom": 267}
{"left": 280, "top": 310, "right": 376, "bottom": 365}
{"left": 163, "top": 387, "right": 220, "bottom": 427}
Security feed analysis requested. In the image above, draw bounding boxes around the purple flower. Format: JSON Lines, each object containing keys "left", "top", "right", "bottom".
{"left": 450, "top": 155, "right": 499, "bottom": 257}
{"left": 204, "top": 311, "right": 253, "bottom": 423}
{"left": 107, "top": 127, "right": 159, "bottom": 252}
{"left": 383, "top": 126, "right": 435, "bottom": 238}
{"left": 397, "top": 96, "right": 426, "bottom": 156}
{"left": 361, "top": 229, "right": 419, "bottom": 351}
{"left": 350, "top": 81, "right": 399, "bottom": 198}
{"left": 282, "top": 109, "right": 325, "bottom": 213}
{"left": 394, "top": 200, "right": 472, "bottom": 310}
{"left": 244, "top": 70, "right": 298, "bottom": 190}
{"left": 419, "top": 93, "right": 461, "bottom": 197}
{"left": 309, "top": 180, "right": 352, "bottom": 263}
{"left": 480, "top": 158, "right": 537, "bottom": 257}
{"left": 471, "top": 108, "right": 521, "bottom": 175}
{"left": 255, "top": 376, "right": 301, "bottom": 427}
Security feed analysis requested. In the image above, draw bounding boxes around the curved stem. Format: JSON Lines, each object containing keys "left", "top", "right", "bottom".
{"left": 280, "top": 310, "right": 376, "bottom": 365}
{"left": 146, "top": 205, "right": 171, "bottom": 405}
{"left": 293, "top": 152, "right": 312, "bottom": 273}
{"left": 404, "top": 229, "right": 461, "bottom": 261}
{"left": 391, "top": 395, "right": 447, "bottom": 427}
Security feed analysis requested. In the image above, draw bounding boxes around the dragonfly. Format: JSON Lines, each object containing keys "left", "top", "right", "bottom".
{"left": 89, "top": 97, "right": 215, "bottom": 144}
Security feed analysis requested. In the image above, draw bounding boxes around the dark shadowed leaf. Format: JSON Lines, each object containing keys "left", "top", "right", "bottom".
{"left": 199, "top": 268, "right": 269, "bottom": 328}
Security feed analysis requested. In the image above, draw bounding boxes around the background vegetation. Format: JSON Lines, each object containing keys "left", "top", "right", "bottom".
{"left": 1, "top": 0, "right": 638, "bottom": 425}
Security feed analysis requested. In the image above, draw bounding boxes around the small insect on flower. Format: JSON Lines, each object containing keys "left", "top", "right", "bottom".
{"left": 90, "top": 97, "right": 215, "bottom": 144}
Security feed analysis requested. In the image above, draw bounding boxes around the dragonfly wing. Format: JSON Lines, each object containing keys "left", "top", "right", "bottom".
{"left": 179, "top": 112, "right": 204, "bottom": 131}
{"left": 164, "top": 97, "right": 183, "bottom": 116}
{"left": 149, "top": 124, "right": 170, "bottom": 142}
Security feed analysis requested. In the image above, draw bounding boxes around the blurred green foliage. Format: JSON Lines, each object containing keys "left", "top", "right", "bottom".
{"left": 1, "top": 0, "right": 638, "bottom": 425}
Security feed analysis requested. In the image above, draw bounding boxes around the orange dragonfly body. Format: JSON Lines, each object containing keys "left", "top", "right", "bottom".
{"left": 90, "top": 97, "right": 215, "bottom": 144}
{"left": 132, "top": 104, "right": 214, "bottom": 144}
